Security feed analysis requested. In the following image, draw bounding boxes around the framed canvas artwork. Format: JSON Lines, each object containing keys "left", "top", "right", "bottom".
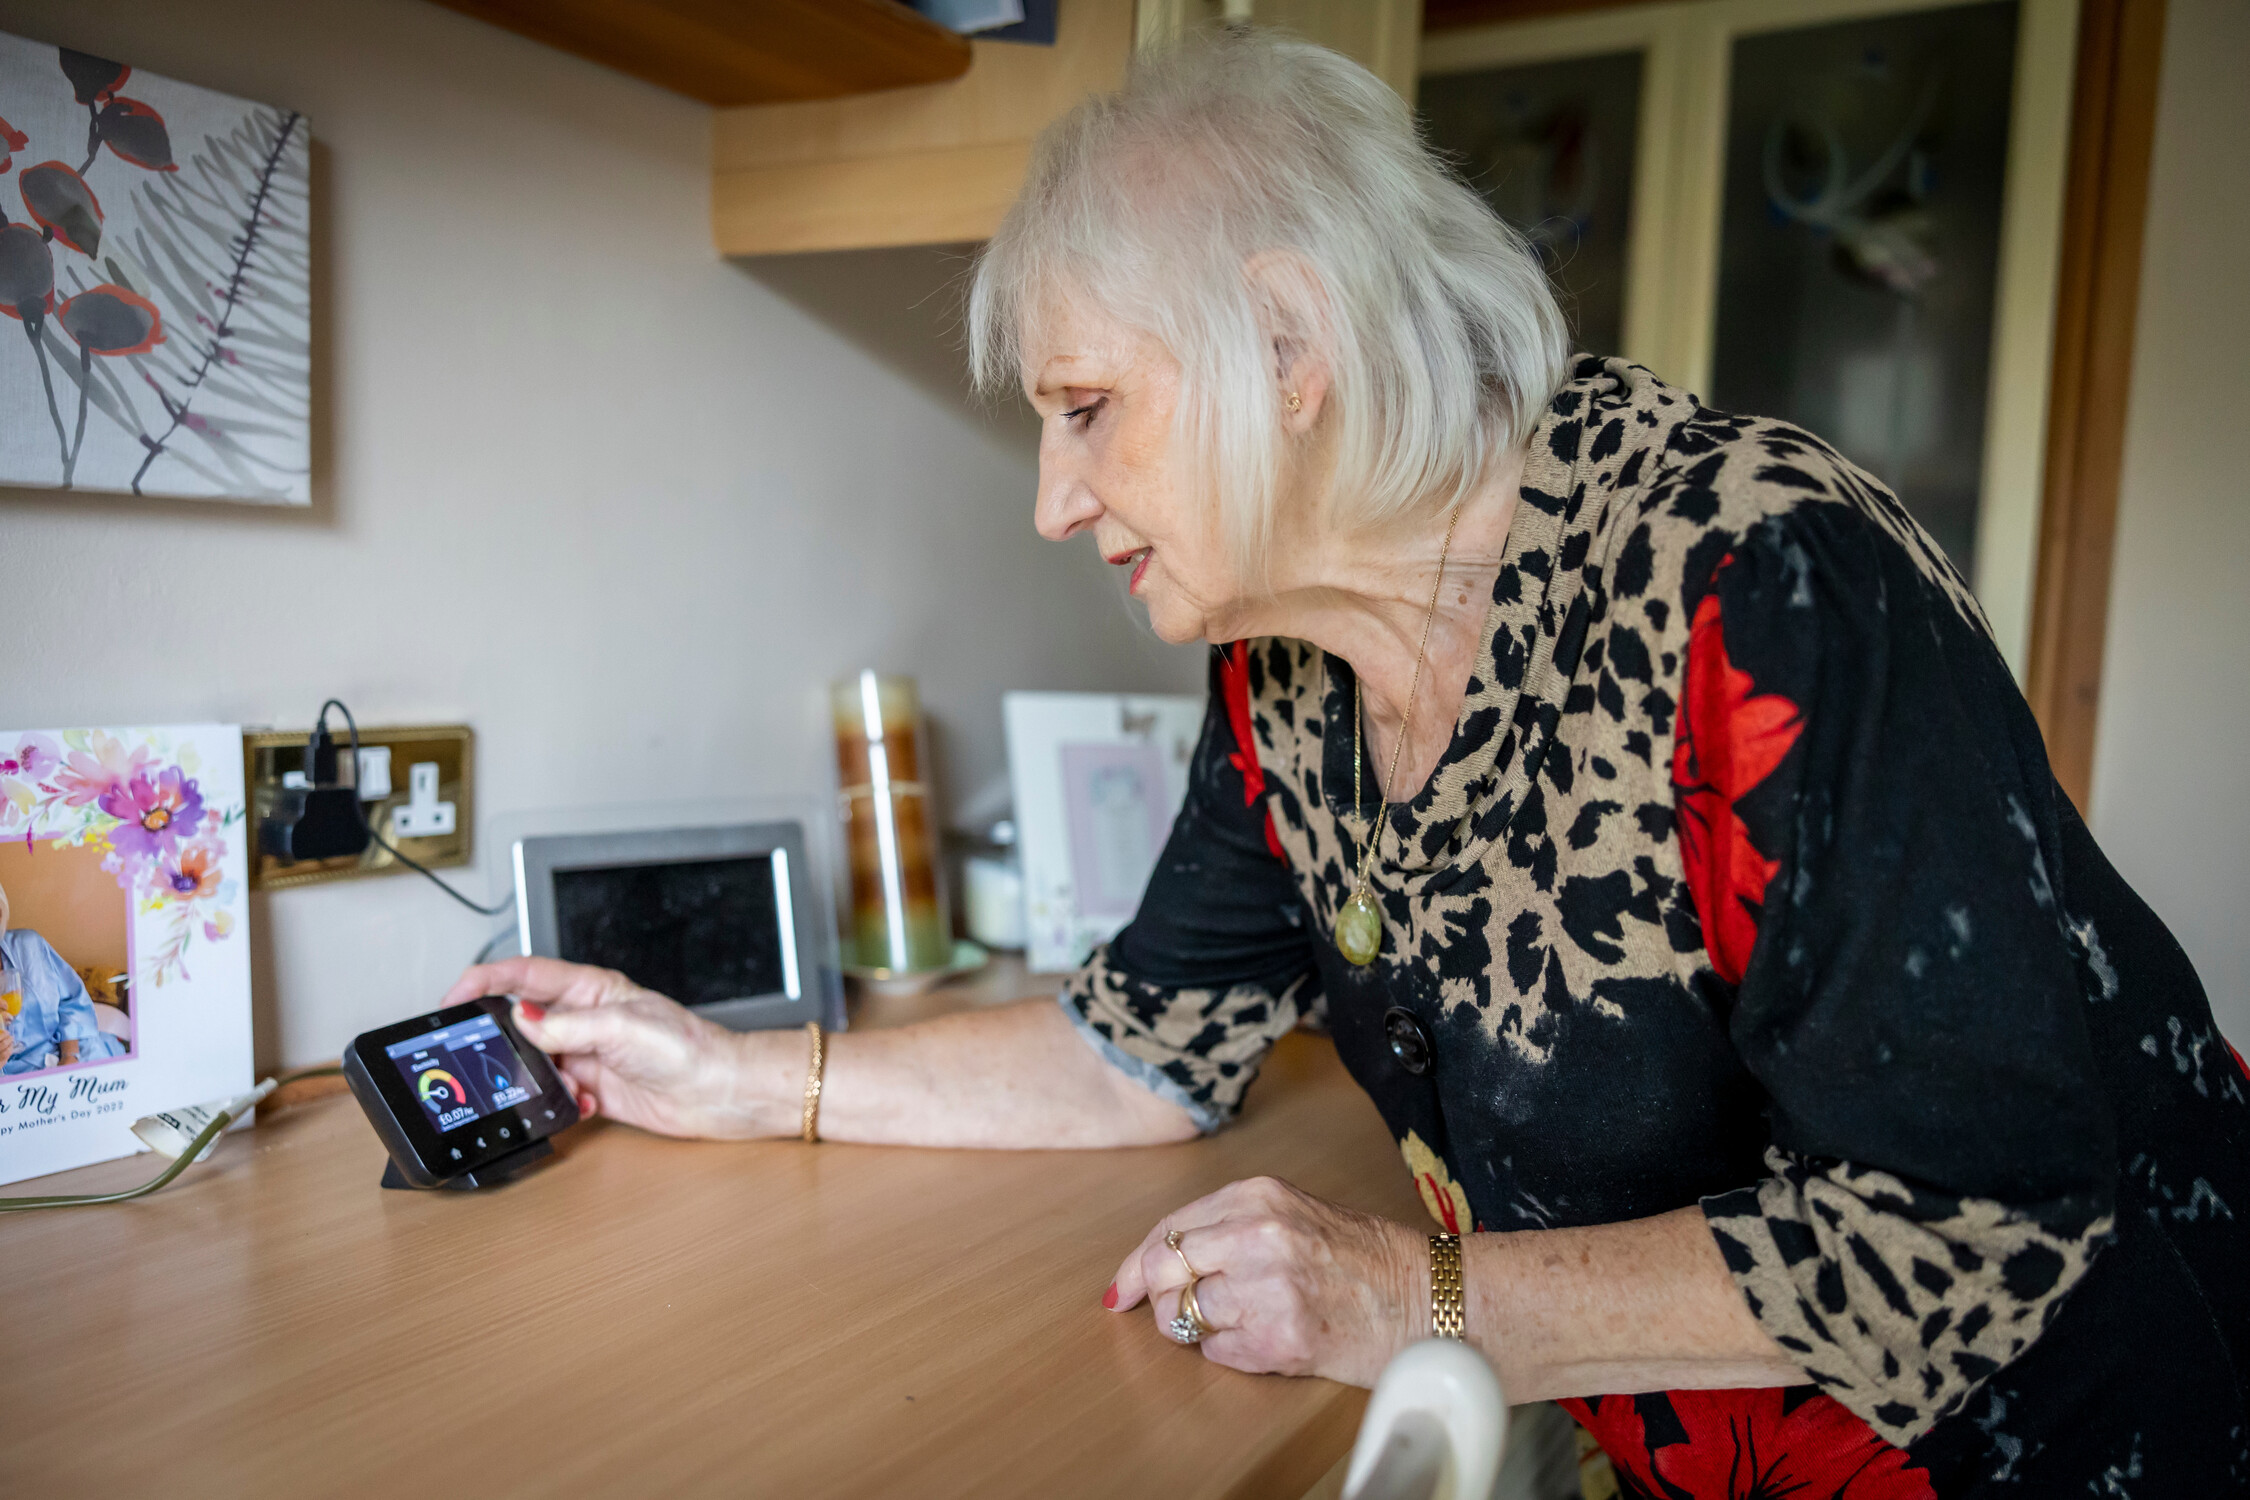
{"left": 0, "top": 31, "right": 310, "bottom": 502}
{"left": 0, "top": 725, "right": 255, "bottom": 1188}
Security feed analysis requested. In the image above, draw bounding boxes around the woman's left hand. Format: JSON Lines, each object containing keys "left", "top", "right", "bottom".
{"left": 1107, "top": 1176, "right": 1427, "bottom": 1386}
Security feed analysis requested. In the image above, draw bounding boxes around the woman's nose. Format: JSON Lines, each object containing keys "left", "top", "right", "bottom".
{"left": 1034, "top": 468, "right": 1102, "bottom": 542}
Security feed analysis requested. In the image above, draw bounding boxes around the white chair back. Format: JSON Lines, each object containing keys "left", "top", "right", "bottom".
{"left": 1340, "top": 1339, "right": 1508, "bottom": 1500}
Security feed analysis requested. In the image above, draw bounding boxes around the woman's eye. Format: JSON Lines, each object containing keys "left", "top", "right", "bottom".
{"left": 1060, "top": 399, "right": 1105, "bottom": 427}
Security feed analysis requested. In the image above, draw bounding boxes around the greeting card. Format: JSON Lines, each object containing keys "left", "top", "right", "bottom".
{"left": 0, "top": 724, "right": 253, "bottom": 1186}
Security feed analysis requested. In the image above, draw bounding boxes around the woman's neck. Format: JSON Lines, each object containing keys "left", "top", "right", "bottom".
{"left": 1223, "top": 445, "right": 1525, "bottom": 800}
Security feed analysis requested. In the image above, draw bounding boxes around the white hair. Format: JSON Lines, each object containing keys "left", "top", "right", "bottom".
{"left": 969, "top": 27, "right": 1571, "bottom": 568}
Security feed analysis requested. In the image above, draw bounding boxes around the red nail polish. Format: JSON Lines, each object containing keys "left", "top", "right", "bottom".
{"left": 1102, "top": 1282, "right": 1119, "bottom": 1310}
{"left": 518, "top": 1001, "right": 545, "bottom": 1023}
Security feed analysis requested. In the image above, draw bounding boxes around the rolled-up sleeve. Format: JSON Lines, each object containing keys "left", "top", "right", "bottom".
{"left": 1060, "top": 644, "right": 1318, "bottom": 1131}
{"left": 1673, "top": 508, "right": 2116, "bottom": 1445}
{"left": 48, "top": 957, "right": 100, "bottom": 1046}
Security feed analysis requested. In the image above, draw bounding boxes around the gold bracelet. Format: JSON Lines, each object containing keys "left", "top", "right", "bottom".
{"left": 1429, "top": 1232, "right": 1465, "bottom": 1340}
{"left": 800, "top": 1021, "right": 826, "bottom": 1144}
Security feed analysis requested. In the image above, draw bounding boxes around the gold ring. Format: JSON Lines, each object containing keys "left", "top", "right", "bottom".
{"left": 1164, "top": 1230, "right": 1213, "bottom": 1345}
{"left": 1168, "top": 1278, "right": 1213, "bottom": 1345}
{"left": 1181, "top": 1278, "right": 1212, "bottom": 1331}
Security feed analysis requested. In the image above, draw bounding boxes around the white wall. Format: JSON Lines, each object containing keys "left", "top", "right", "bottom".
{"left": 0, "top": 0, "right": 1195, "bottom": 1068}
{"left": 2090, "top": 0, "right": 2250, "bottom": 1045}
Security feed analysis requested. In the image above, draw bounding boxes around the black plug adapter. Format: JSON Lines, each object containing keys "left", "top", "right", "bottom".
{"left": 261, "top": 785, "right": 370, "bottom": 861}
{"left": 259, "top": 722, "right": 371, "bottom": 862}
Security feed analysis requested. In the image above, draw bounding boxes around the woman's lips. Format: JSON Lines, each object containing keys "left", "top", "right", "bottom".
{"left": 1107, "top": 546, "right": 1152, "bottom": 594}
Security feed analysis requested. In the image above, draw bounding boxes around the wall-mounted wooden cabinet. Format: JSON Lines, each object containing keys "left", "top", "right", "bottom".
{"left": 426, "top": 0, "right": 1421, "bottom": 256}
{"left": 426, "top": 0, "right": 974, "bottom": 106}
{"left": 425, "top": 0, "right": 1418, "bottom": 254}
{"left": 712, "top": 0, "right": 1137, "bottom": 255}
{"left": 711, "top": 0, "right": 1423, "bottom": 256}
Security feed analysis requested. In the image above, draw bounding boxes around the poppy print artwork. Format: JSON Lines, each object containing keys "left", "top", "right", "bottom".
{"left": 0, "top": 31, "right": 308, "bottom": 502}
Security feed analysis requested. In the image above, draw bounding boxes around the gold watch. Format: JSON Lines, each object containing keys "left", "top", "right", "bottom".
{"left": 1429, "top": 1232, "right": 1465, "bottom": 1340}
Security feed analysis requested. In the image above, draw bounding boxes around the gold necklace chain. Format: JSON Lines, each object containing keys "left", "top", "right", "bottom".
{"left": 1338, "top": 505, "right": 1462, "bottom": 966}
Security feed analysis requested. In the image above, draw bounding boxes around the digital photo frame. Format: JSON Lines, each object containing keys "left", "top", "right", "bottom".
{"left": 512, "top": 821, "right": 844, "bottom": 1033}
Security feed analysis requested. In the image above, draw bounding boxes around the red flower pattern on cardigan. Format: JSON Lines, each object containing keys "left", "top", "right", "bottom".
{"left": 1671, "top": 577, "right": 1804, "bottom": 984}
{"left": 1562, "top": 1389, "right": 1935, "bottom": 1500}
{"left": 1222, "top": 639, "right": 1287, "bottom": 862}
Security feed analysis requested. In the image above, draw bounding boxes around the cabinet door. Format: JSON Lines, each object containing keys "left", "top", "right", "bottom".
{"left": 1709, "top": 1, "right": 2021, "bottom": 582}
{"left": 1422, "top": 0, "right": 2080, "bottom": 677}
{"left": 1420, "top": 47, "right": 1647, "bottom": 363}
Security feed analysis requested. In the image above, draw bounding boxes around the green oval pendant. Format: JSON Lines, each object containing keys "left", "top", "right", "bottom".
{"left": 1336, "top": 889, "right": 1383, "bottom": 966}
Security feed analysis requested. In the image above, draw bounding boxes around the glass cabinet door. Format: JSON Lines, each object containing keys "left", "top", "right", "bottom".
{"left": 1421, "top": 50, "right": 1647, "bottom": 361}
{"left": 1708, "top": 1, "right": 2020, "bottom": 579}
{"left": 1418, "top": 0, "right": 2073, "bottom": 672}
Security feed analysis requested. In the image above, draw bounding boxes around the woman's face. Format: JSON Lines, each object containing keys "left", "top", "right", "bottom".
{"left": 1023, "top": 298, "right": 1243, "bottom": 644}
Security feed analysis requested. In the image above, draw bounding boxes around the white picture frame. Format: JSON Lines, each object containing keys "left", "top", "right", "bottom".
{"left": 1003, "top": 691, "right": 1204, "bottom": 974}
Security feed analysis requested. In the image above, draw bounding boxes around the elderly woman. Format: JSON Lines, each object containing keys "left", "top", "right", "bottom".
{"left": 448, "top": 32, "right": 2247, "bottom": 1497}
{"left": 0, "top": 879, "right": 111, "bottom": 1074}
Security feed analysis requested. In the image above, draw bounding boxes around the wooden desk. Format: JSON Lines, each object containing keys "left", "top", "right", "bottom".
{"left": 1, "top": 992, "right": 1421, "bottom": 1498}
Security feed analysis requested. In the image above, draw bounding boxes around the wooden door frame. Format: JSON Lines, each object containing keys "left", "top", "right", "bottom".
{"left": 2021, "top": 0, "right": 2166, "bottom": 813}
{"left": 1427, "top": 0, "right": 2172, "bottom": 814}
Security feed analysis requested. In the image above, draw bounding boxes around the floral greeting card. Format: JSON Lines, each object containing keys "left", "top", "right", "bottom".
{"left": 0, "top": 724, "right": 253, "bottom": 1187}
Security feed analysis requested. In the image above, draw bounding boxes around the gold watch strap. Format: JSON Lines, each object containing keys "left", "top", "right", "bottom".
{"left": 1429, "top": 1232, "right": 1465, "bottom": 1340}
{"left": 800, "top": 1021, "right": 826, "bottom": 1143}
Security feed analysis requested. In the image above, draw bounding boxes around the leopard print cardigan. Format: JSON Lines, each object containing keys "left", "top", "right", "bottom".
{"left": 1060, "top": 357, "right": 2248, "bottom": 1495}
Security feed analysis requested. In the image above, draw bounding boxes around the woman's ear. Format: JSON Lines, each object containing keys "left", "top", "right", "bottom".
{"left": 1242, "top": 249, "right": 1334, "bottom": 434}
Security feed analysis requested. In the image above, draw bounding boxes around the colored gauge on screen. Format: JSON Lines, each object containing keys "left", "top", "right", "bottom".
{"left": 348, "top": 998, "right": 577, "bottom": 1189}
{"left": 417, "top": 1068, "right": 466, "bottom": 1110}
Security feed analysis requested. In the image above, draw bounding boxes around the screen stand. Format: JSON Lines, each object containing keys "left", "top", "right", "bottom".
{"left": 381, "top": 1137, "right": 554, "bottom": 1191}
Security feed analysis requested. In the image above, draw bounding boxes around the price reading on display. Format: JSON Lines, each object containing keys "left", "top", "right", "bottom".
{"left": 386, "top": 1012, "right": 542, "bottom": 1134}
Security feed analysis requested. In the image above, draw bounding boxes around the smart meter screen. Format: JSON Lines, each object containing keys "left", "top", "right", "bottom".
{"left": 385, "top": 1011, "right": 544, "bottom": 1134}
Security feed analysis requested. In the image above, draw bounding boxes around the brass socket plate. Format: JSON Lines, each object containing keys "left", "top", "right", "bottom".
{"left": 245, "top": 724, "right": 476, "bottom": 893}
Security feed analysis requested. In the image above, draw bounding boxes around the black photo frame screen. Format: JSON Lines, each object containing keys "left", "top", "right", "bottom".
{"left": 550, "top": 854, "right": 792, "bottom": 1008}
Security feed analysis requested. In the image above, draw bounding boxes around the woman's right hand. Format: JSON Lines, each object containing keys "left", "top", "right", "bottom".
{"left": 440, "top": 957, "right": 779, "bottom": 1140}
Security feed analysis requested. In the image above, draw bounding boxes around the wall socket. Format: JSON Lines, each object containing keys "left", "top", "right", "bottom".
{"left": 392, "top": 760, "right": 458, "bottom": 838}
{"left": 246, "top": 724, "right": 475, "bottom": 892}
